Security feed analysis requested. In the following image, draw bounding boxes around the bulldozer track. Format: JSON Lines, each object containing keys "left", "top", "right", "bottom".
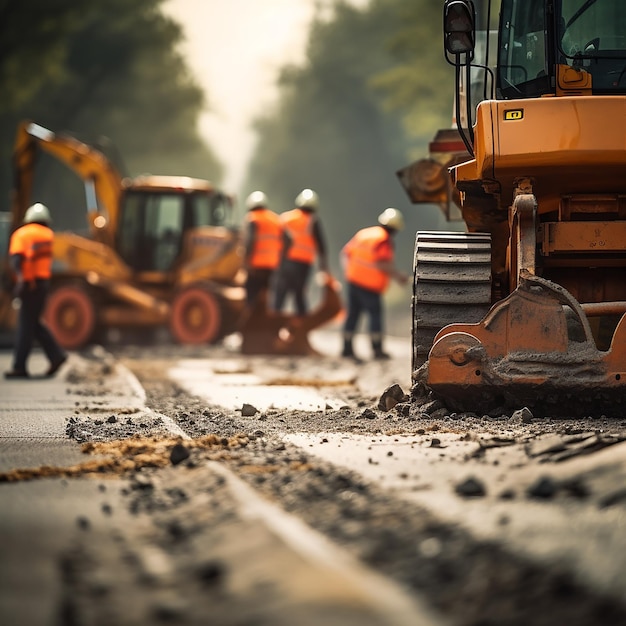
{"left": 411, "top": 231, "right": 492, "bottom": 369}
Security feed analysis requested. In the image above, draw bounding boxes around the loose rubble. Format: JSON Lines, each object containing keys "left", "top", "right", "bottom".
{"left": 46, "top": 343, "right": 626, "bottom": 626}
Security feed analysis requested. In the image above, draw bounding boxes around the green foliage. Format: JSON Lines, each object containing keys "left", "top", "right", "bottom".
{"left": 0, "top": 0, "right": 222, "bottom": 230}
{"left": 243, "top": 0, "right": 453, "bottom": 285}
{"left": 370, "top": 0, "right": 454, "bottom": 153}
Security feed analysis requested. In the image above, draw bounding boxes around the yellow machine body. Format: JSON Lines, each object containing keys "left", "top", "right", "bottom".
{"left": 402, "top": 1, "right": 626, "bottom": 415}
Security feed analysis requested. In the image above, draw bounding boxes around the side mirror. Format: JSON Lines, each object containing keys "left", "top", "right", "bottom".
{"left": 444, "top": 0, "right": 476, "bottom": 56}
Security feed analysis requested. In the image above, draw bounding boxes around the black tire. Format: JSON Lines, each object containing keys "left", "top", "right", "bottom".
{"left": 412, "top": 231, "right": 492, "bottom": 371}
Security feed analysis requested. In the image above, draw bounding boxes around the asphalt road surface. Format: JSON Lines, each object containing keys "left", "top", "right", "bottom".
{"left": 1, "top": 331, "right": 626, "bottom": 625}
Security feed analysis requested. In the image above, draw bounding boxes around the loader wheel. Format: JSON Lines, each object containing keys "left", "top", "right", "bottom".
{"left": 412, "top": 231, "right": 492, "bottom": 371}
{"left": 170, "top": 286, "right": 221, "bottom": 344}
{"left": 44, "top": 285, "right": 96, "bottom": 349}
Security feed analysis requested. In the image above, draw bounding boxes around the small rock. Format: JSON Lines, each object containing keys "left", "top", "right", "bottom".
{"left": 241, "top": 403, "right": 258, "bottom": 417}
{"left": 527, "top": 475, "right": 557, "bottom": 499}
{"left": 359, "top": 408, "right": 377, "bottom": 420}
{"left": 132, "top": 474, "right": 154, "bottom": 491}
{"left": 170, "top": 443, "right": 190, "bottom": 466}
{"left": 499, "top": 488, "right": 516, "bottom": 500}
{"left": 106, "top": 415, "right": 117, "bottom": 424}
{"left": 395, "top": 403, "right": 411, "bottom": 417}
{"left": 418, "top": 537, "right": 442, "bottom": 558}
{"left": 512, "top": 407, "right": 533, "bottom": 423}
{"left": 77, "top": 516, "right": 90, "bottom": 530}
{"left": 455, "top": 476, "right": 486, "bottom": 497}
{"left": 166, "top": 520, "right": 187, "bottom": 541}
{"left": 421, "top": 400, "right": 445, "bottom": 414}
{"left": 378, "top": 383, "right": 408, "bottom": 411}
{"left": 561, "top": 477, "right": 590, "bottom": 499}
{"left": 196, "top": 560, "right": 226, "bottom": 586}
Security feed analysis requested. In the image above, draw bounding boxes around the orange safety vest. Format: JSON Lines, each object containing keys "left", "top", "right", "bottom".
{"left": 280, "top": 208, "right": 316, "bottom": 264}
{"left": 343, "top": 226, "right": 393, "bottom": 293}
{"left": 247, "top": 209, "right": 283, "bottom": 269}
{"left": 9, "top": 222, "right": 54, "bottom": 281}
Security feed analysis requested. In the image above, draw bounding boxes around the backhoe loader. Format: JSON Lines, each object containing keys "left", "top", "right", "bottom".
{"left": 0, "top": 121, "right": 245, "bottom": 349}
{"left": 399, "top": 0, "right": 626, "bottom": 416}
{"left": 0, "top": 121, "right": 341, "bottom": 354}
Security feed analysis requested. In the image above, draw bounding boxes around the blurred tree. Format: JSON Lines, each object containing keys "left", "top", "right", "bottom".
{"left": 0, "top": 0, "right": 223, "bottom": 230}
{"left": 370, "top": 0, "right": 454, "bottom": 155}
{"left": 243, "top": 0, "right": 456, "bottom": 290}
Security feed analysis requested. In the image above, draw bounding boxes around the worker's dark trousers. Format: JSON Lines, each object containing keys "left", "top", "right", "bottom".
{"left": 343, "top": 282, "right": 383, "bottom": 336}
{"left": 245, "top": 268, "right": 274, "bottom": 308}
{"left": 273, "top": 260, "right": 311, "bottom": 316}
{"left": 13, "top": 281, "right": 65, "bottom": 372}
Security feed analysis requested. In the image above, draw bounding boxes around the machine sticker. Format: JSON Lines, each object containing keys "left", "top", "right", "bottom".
{"left": 504, "top": 109, "right": 524, "bottom": 120}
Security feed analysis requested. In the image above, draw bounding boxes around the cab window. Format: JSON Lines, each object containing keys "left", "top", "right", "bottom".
{"left": 497, "top": 0, "right": 551, "bottom": 98}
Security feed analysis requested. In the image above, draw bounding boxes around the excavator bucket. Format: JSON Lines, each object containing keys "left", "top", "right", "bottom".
{"left": 417, "top": 272, "right": 626, "bottom": 417}
{"left": 240, "top": 274, "right": 343, "bottom": 356}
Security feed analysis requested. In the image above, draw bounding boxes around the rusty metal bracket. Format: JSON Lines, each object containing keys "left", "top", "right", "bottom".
{"left": 425, "top": 273, "right": 626, "bottom": 416}
{"left": 509, "top": 179, "right": 537, "bottom": 289}
{"left": 240, "top": 275, "right": 343, "bottom": 356}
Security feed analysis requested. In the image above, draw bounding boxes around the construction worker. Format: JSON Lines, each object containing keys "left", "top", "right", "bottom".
{"left": 242, "top": 191, "right": 283, "bottom": 311}
{"left": 4, "top": 203, "right": 67, "bottom": 378}
{"left": 340, "top": 208, "right": 408, "bottom": 361}
{"left": 273, "top": 188, "right": 328, "bottom": 316}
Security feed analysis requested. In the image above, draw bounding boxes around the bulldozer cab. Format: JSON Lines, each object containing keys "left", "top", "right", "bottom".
{"left": 447, "top": 0, "right": 626, "bottom": 115}
{"left": 495, "top": 0, "right": 626, "bottom": 100}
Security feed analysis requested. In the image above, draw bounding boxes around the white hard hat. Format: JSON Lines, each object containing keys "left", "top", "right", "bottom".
{"left": 246, "top": 190, "right": 268, "bottom": 210}
{"left": 377, "top": 207, "right": 404, "bottom": 231}
{"left": 295, "top": 188, "right": 319, "bottom": 210}
{"left": 24, "top": 203, "right": 51, "bottom": 224}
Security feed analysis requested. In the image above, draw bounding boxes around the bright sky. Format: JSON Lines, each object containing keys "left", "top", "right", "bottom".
{"left": 163, "top": 0, "right": 368, "bottom": 194}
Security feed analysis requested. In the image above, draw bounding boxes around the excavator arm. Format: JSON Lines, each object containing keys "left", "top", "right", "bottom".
{"left": 11, "top": 121, "right": 123, "bottom": 241}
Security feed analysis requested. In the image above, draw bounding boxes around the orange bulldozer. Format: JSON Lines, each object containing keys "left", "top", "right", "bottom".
{"left": 398, "top": 0, "right": 626, "bottom": 416}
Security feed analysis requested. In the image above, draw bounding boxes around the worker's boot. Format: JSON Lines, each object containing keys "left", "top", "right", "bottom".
{"left": 371, "top": 337, "right": 390, "bottom": 360}
{"left": 341, "top": 335, "right": 362, "bottom": 363}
